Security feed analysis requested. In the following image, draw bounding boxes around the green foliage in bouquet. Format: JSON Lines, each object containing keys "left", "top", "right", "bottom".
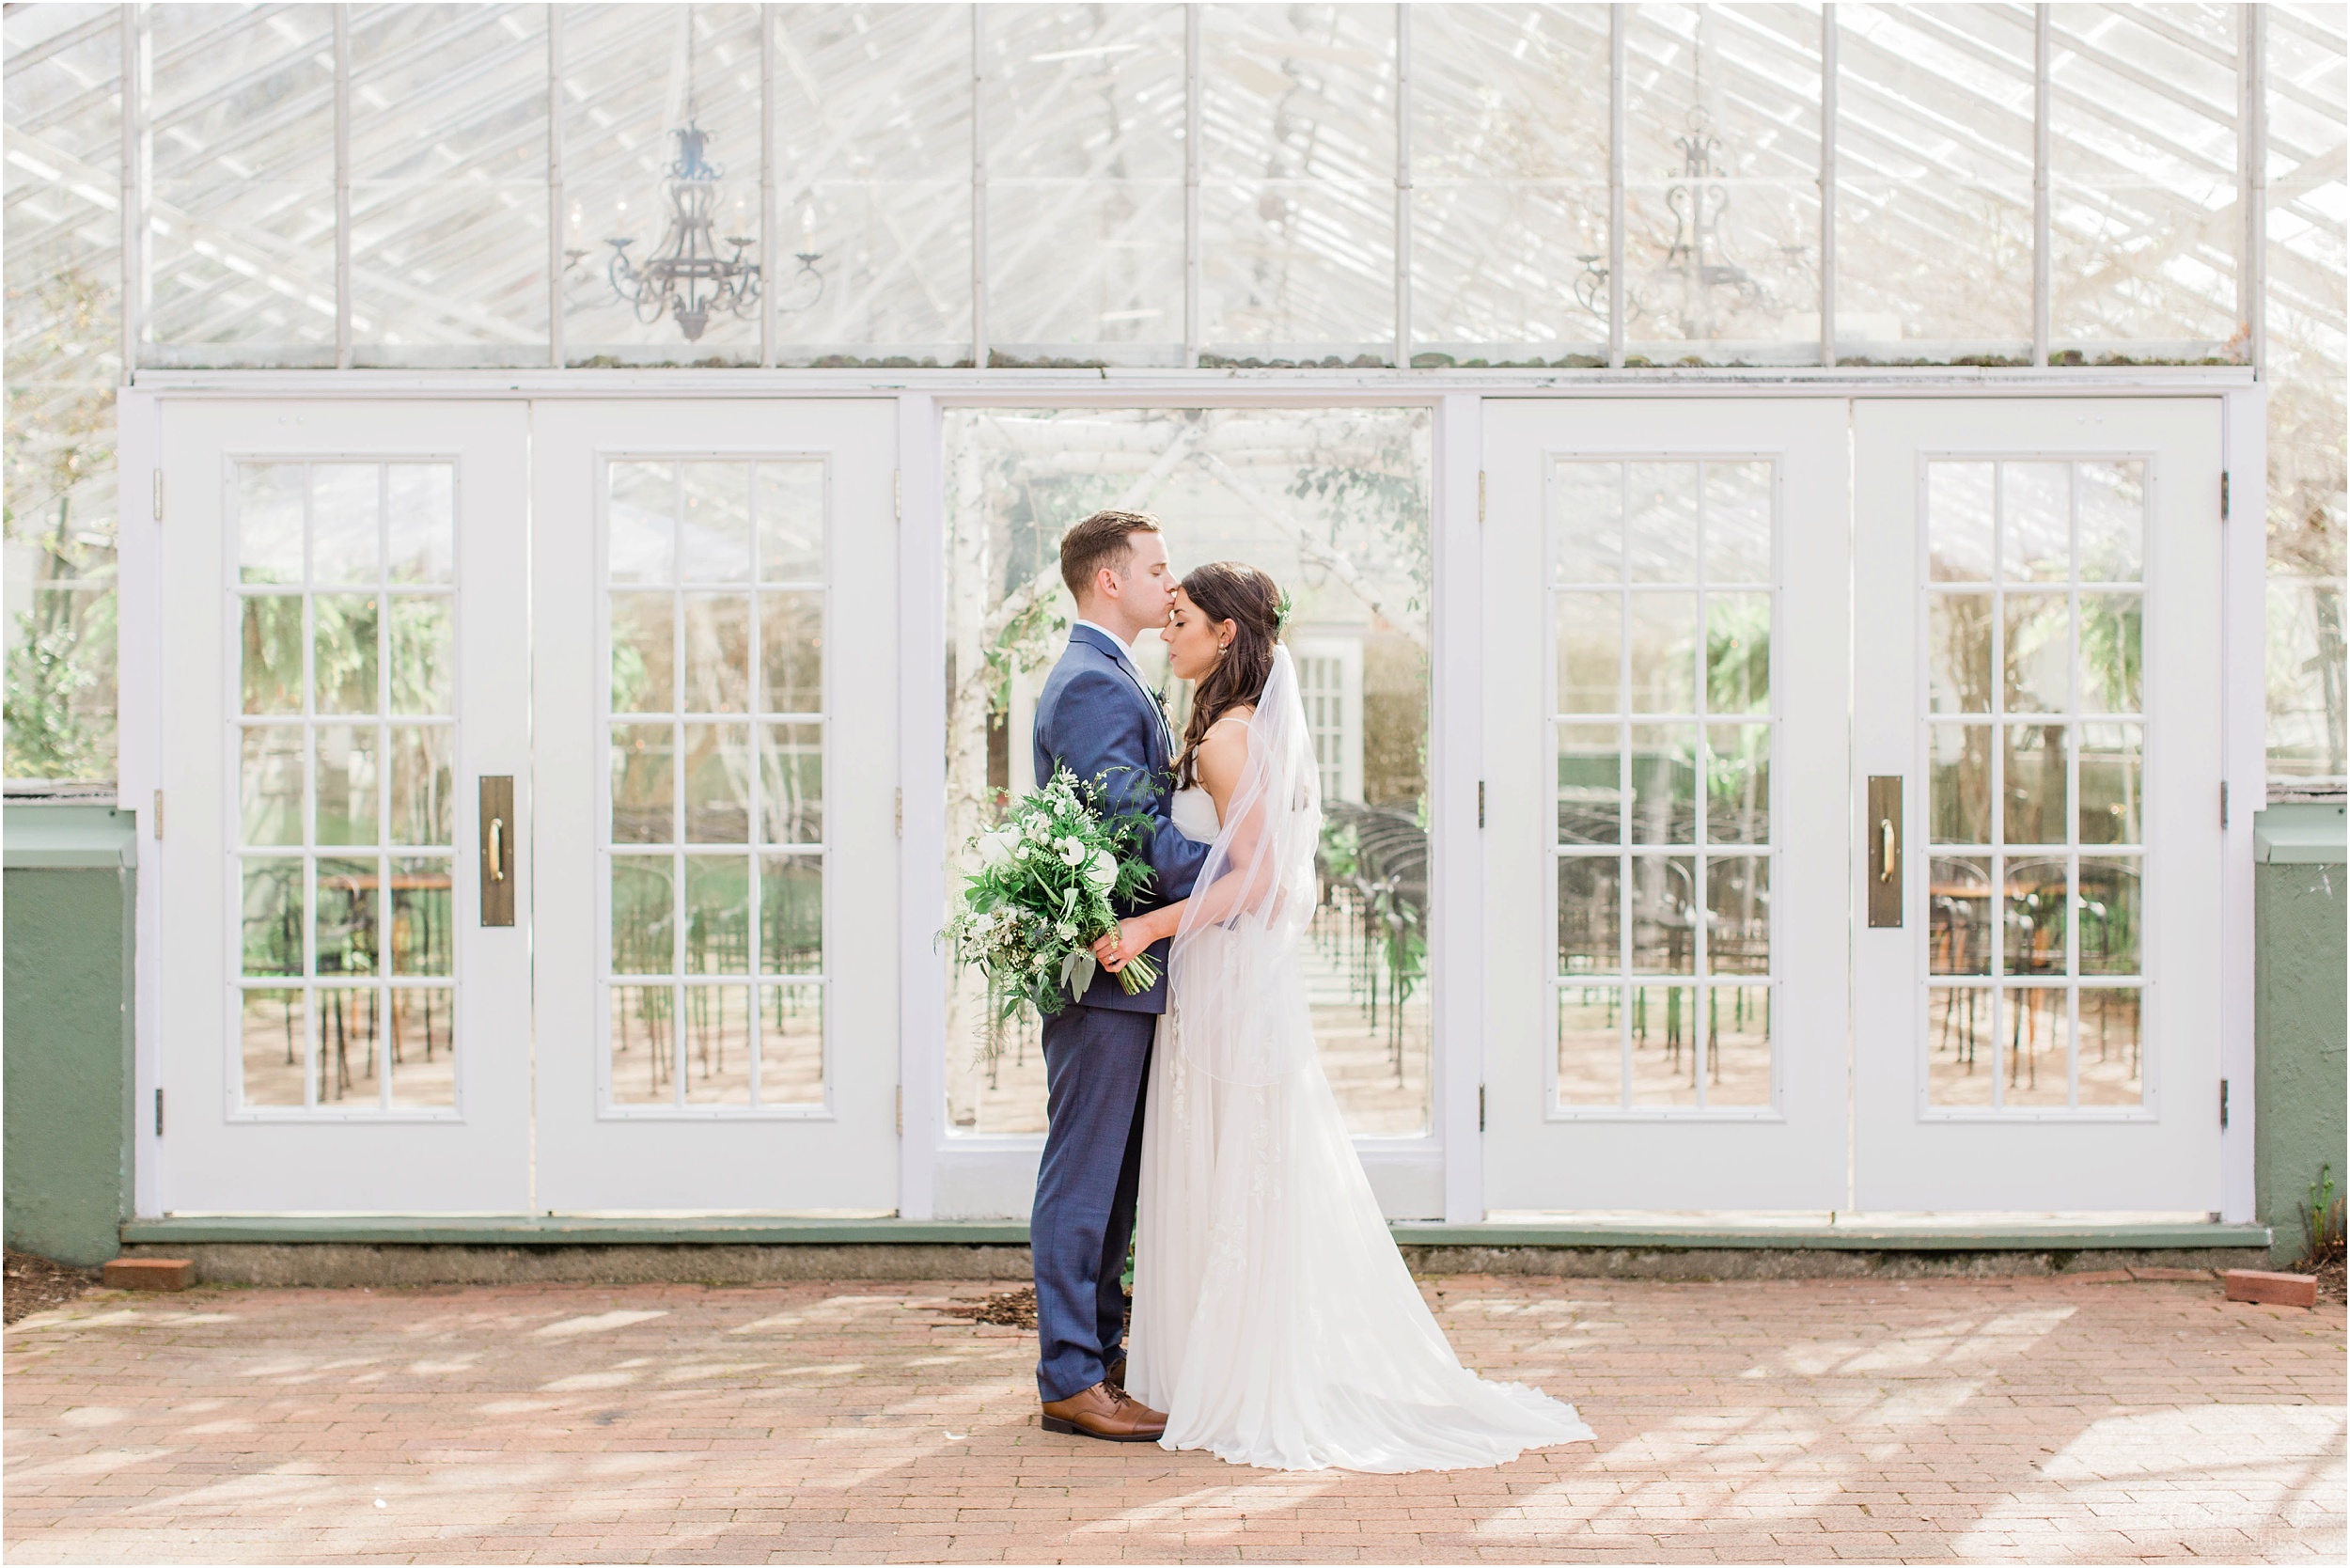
{"left": 943, "top": 767, "right": 1164, "bottom": 1029}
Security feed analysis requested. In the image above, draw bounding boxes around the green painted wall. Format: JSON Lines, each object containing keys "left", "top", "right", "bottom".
{"left": 3, "top": 806, "right": 136, "bottom": 1265}
{"left": 2253, "top": 804, "right": 2349, "bottom": 1266}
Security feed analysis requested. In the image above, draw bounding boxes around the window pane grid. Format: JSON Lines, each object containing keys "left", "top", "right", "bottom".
{"left": 1550, "top": 457, "right": 1775, "bottom": 1113}
{"left": 1924, "top": 458, "right": 2146, "bottom": 1112}
{"left": 603, "top": 457, "right": 827, "bottom": 1114}
{"left": 233, "top": 461, "right": 457, "bottom": 1114}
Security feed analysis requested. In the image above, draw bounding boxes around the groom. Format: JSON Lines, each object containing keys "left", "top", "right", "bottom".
{"left": 1026, "top": 510, "right": 1211, "bottom": 1443}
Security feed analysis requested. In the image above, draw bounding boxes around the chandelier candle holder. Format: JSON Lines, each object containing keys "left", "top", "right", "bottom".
{"left": 1576, "top": 105, "right": 1805, "bottom": 342}
{"left": 606, "top": 124, "right": 761, "bottom": 342}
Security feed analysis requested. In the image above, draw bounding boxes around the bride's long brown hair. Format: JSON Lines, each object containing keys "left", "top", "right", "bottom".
{"left": 1173, "top": 561, "right": 1283, "bottom": 789}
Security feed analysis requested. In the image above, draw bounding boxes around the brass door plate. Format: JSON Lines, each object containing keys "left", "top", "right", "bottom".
{"left": 1866, "top": 775, "right": 1903, "bottom": 929}
{"left": 478, "top": 776, "right": 515, "bottom": 927}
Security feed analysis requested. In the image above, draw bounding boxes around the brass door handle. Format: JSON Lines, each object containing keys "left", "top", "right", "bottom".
{"left": 478, "top": 776, "right": 515, "bottom": 927}
{"left": 1866, "top": 776, "right": 1904, "bottom": 929}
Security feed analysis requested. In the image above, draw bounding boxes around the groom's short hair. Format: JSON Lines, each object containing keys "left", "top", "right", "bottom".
{"left": 1059, "top": 510, "right": 1162, "bottom": 602}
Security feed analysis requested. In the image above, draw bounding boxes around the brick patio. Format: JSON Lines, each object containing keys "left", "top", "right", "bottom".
{"left": 4, "top": 1275, "right": 2342, "bottom": 1564}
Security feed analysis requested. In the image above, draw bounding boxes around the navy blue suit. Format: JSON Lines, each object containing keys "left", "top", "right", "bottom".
{"left": 1027, "top": 623, "right": 1211, "bottom": 1401}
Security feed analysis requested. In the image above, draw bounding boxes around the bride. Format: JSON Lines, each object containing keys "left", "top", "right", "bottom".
{"left": 1091, "top": 560, "right": 1595, "bottom": 1473}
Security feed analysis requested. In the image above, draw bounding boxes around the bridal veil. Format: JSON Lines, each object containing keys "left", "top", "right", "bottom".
{"left": 1129, "top": 648, "right": 1595, "bottom": 1472}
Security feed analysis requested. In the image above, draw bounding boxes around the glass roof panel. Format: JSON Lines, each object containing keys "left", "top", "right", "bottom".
{"left": 1200, "top": 2, "right": 1398, "bottom": 355}
{"left": 2261, "top": 3, "right": 2347, "bottom": 785}
{"left": 1622, "top": 3, "right": 1822, "bottom": 356}
{"left": 773, "top": 4, "right": 972, "bottom": 362}
{"left": 563, "top": 3, "right": 762, "bottom": 363}
{"left": 2, "top": 1, "right": 2344, "bottom": 789}
{"left": 147, "top": 3, "right": 337, "bottom": 362}
{"left": 1410, "top": 4, "right": 1610, "bottom": 359}
{"left": 3, "top": 4, "right": 122, "bottom": 780}
{"left": 984, "top": 3, "right": 1185, "bottom": 361}
{"left": 2049, "top": 4, "right": 2239, "bottom": 353}
{"left": 1835, "top": 4, "right": 2033, "bottom": 358}
{"left": 351, "top": 3, "right": 550, "bottom": 364}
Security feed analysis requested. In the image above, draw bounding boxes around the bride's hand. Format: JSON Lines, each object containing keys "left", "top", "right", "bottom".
{"left": 1092, "top": 916, "right": 1154, "bottom": 972}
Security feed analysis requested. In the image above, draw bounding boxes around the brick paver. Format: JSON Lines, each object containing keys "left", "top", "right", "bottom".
{"left": 4, "top": 1276, "right": 2342, "bottom": 1563}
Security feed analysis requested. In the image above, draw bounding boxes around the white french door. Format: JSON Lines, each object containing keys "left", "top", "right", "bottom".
{"left": 1480, "top": 400, "right": 1852, "bottom": 1210}
{"left": 531, "top": 400, "right": 900, "bottom": 1213}
{"left": 154, "top": 400, "right": 530, "bottom": 1212}
{"left": 1853, "top": 399, "right": 2225, "bottom": 1212}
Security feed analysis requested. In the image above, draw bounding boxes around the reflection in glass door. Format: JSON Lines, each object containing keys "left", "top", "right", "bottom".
{"left": 601, "top": 458, "right": 829, "bottom": 1114}
{"left": 1551, "top": 457, "right": 1776, "bottom": 1114}
{"left": 939, "top": 408, "right": 1435, "bottom": 1141}
{"left": 233, "top": 461, "right": 460, "bottom": 1113}
{"left": 1920, "top": 459, "right": 2147, "bottom": 1113}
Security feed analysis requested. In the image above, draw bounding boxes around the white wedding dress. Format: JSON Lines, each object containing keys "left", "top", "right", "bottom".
{"left": 1126, "top": 650, "right": 1594, "bottom": 1473}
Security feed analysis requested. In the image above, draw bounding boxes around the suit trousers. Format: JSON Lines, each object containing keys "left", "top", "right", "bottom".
{"left": 1032, "top": 1002, "right": 1156, "bottom": 1402}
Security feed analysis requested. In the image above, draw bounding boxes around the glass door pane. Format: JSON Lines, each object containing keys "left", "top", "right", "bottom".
{"left": 1550, "top": 456, "right": 1778, "bottom": 1113}
{"left": 940, "top": 407, "right": 1435, "bottom": 1137}
{"left": 600, "top": 457, "right": 830, "bottom": 1114}
{"left": 1921, "top": 459, "right": 2146, "bottom": 1112}
{"left": 233, "top": 461, "right": 459, "bottom": 1113}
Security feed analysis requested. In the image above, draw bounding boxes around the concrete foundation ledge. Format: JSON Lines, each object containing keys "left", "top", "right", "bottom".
{"left": 117, "top": 1242, "right": 1038, "bottom": 1288}
{"left": 1398, "top": 1245, "right": 2277, "bottom": 1280}
{"left": 120, "top": 1238, "right": 2277, "bottom": 1287}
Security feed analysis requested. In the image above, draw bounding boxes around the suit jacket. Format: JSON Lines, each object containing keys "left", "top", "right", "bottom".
{"left": 1031, "top": 623, "right": 1211, "bottom": 1013}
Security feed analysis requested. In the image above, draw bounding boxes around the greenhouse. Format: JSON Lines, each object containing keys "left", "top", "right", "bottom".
{"left": 1, "top": 4, "right": 2342, "bottom": 1232}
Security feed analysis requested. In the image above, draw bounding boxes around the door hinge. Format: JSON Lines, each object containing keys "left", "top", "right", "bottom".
{"left": 2221, "top": 780, "right": 2230, "bottom": 829}
{"left": 154, "top": 1088, "right": 164, "bottom": 1137}
{"left": 1477, "top": 780, "right": 1485, "bottom": 828}
{"left": 895, "top": 787, "right": 903, "bottom": 838}
{"left": 151, "top": 470, "right": 164, "bottom": 523}
{"left": 1478, "top": 1084, "right": 1486, "bottom": 1133}
{"left": 2220, "top": 471, "right": 2230, "bottom": 521}
{"left": 151, "top": 789, "right": 164, "bottom": 839}
{"left": 2219, "top": 1078, "right": 2231, "bottom": 1130}
{"left": 893, "top": 468, "right": 902, "bottom": 522}
{"left": 1478, "top": 470, "right": 1487, "bottom": 524}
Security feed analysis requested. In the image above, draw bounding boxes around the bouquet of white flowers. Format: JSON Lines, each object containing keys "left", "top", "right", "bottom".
{"left": 944, "top": 766, "right": 1163, "bottom": 1021}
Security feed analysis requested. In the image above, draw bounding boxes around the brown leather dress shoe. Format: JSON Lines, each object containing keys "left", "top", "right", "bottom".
{"left": 1040, "top": 1381, "right": 1166, "bottom": 1443}
{"left": 1104, "top": 1354, "right": 1127, "bottom": 1391}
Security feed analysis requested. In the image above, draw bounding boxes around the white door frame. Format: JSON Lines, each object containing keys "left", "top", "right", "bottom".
{"left": 1479, "top": 398, "right": 1854, "bottom": 1212}
{"left": 116, "top": 369, "right": 2262, "bottom": 1223}
{"left": 530, "top": 398, "right": 901, "bottom": 1214}
{"left": 1852, "top": 395, "right": 2237, "bottom": 1214}
{"left": 134, "top": 398, "right": 531, "bottom": 1214}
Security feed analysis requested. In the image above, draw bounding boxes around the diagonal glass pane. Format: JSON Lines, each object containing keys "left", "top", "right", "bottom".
{"left": 239, "top": 464, "right": 306, "bottom": 585}
{"left": 311, "top": 464, "right": 380, "bottom": 587}
{"left": 1555, "top": 593, "right": 1622, "bottom": 714}
{"left": 1553, "top": 461, "right": 1623, "bottom": 585}
{"left": 350, "top": 4, "right": 548, "bottom": 364}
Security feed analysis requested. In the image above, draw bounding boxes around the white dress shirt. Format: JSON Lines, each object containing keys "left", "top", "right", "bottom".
{"left": 1073, "top": 618, "right": 1137, "bottom": 658}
